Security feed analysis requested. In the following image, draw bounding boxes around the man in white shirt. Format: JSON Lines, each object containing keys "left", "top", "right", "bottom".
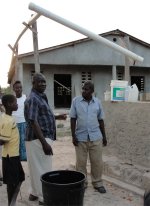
{"left": 12, "top": 81, "right": 27, "bottom": 161}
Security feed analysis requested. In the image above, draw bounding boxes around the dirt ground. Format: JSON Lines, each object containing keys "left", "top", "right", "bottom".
{"left": 0, "top": 136, "right": 144, "bottom": 206}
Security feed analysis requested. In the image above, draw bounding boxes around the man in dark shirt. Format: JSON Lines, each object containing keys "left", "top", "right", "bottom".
{"left": 24, "top": 73, "right": 66, "bottom": 205}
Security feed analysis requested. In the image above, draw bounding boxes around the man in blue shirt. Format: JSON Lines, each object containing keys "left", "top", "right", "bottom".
{"left": 70, "top": 81, "right": 107, "bottom": 193}
{"left": 24, "top": 73, "right": 66, "bottom": 205}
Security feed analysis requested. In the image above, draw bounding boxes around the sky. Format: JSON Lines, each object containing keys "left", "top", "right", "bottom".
{"left": 0, "top": 0, "right": 150, "bottom": 87}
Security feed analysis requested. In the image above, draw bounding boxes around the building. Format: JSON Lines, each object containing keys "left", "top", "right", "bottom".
{"left": 8, "top": 29, "right": 150, "bottom": 108}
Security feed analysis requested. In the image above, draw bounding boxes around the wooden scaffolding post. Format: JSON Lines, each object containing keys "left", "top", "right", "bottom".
{"left": 32, "top": 20, "right": 40, "bottom": 73}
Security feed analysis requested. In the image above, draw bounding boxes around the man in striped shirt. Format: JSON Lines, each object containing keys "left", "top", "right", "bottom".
{"left": 24, "top": 72, "right": 66, "bottom": 205}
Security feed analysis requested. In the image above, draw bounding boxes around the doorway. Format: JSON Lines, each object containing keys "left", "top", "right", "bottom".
{"left": 54, "top": 74, "right": 71, "bottom": 108}
{"left": 131, "top": 76, "right": 144, "bottom": 92}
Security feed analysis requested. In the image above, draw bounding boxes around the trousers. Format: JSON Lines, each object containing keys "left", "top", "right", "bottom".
{"left": 75, "top": 139, "right": 103, "bottom": 188}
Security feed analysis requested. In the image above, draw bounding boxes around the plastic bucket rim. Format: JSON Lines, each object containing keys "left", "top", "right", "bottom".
{"left": 41, "top": 170, "right": 86, "bottom": 186}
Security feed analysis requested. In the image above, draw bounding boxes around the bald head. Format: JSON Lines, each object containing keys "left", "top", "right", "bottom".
{"left": 32, "top": 72, "right": 46, "bottom": 93}
{"left": 32, "top": 73, "right": 46, "bottom": 83}
{"left": 83, "top": 81, "right": 94, "bottom": 92}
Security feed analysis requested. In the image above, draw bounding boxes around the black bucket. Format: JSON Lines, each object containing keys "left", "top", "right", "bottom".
{"left": 41, "top": 170, "right": 85, "bottom": 206}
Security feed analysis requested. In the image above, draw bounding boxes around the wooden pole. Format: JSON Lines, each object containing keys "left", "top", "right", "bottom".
{"left": 32, "top": 20, "right": 40, "bottom": 73}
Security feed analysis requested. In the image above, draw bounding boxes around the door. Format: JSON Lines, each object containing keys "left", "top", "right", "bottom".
{"left": 54, "top": 74, "right": 71, "bottom": 108}
{"left": 131, "top": 76, "right": 144, "bottom": 92}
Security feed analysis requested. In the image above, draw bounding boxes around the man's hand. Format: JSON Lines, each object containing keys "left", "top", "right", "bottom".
{"left": 42, "top": 141, "right": 53, "bottom": 155}
{"left": 0, "top": 140, "right": 5, "bottom": 145}
{"left": 56, "top": 114, "right": 67, "bottom": 120}
{"left": 72, "top": 136, "right": 78, "bottom": 146}
{"left": 103, "top": 137, "right": 107, "bottom": 146}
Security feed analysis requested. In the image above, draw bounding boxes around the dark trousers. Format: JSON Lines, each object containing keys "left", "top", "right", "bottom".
{"left": 7, "top": 182, "right": 22, "bottom": 206}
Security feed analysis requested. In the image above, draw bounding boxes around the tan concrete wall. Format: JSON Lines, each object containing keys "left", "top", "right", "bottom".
{"left": 103, "top": 101, "right": 150, "bottom": 168}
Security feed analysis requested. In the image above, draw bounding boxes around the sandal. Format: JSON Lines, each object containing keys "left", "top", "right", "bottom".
{"left": 94, "top": 186, "right": 106, "bottom": 193}
{"left": 29, "top": 194, "right": 38, "bottom": 201}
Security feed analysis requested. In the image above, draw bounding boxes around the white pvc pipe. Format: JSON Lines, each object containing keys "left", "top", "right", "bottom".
{"left": 29, "top": 2, "right": 144, "bottom": 63}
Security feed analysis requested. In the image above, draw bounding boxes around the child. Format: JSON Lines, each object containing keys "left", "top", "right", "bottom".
{"left": 0, "top": 94, "right": 25, "bottom": 206}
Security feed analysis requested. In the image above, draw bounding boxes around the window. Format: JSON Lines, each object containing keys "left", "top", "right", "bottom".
{"left": 117, "top": 70, "right": 123, "bottom": 80}
{"left": 81, "top": 72, "right": 92, "bottom": 85}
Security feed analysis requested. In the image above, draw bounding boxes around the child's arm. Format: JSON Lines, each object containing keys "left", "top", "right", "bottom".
{"left": 0, "top": 140, "right": 6, "bottom": 145}
{"left": 0, "top": 135, "right": 10, "bottom": 143}
{"left": 0, "top": 120, "right": 13, "bottom": 143}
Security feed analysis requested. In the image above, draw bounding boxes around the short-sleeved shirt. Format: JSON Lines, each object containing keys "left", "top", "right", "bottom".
{"left": 24, "top": 89, "right": 56, "bottom": 141}
{"left": 69, "top": 96, "right": 105, "bottom": 142}
{"left": 0, "top": 113, "right": 19, "bottom": 157}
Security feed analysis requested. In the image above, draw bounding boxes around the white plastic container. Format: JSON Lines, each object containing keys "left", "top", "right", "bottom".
{"left": 125, "top": 84, "right": 139, "bottom": 102}
{"left": 111, "top": 80, "right": 128, "bottom": 101}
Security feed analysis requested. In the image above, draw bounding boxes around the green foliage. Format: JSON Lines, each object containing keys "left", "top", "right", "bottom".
{"left": 1, "top": 86, "right": 12, "bottom": 95}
